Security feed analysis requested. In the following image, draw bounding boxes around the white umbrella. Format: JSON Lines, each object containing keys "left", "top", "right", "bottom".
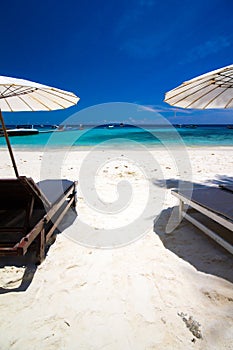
{"left": 0, "top": 75, "right": 80, "bottom": 177}
{"left": 164, "top": 64, "right": 233, "bottom": 109}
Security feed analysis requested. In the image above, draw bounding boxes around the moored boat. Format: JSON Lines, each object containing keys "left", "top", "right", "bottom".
{"left": 0, "top": 127, "right": 39, "bottom": 136}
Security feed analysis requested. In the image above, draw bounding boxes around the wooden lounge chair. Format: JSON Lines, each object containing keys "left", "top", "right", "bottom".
{"left": 0, "top": 176, "right": 77, "bottom": 263}
{"left": 172, "top": 186, "right": 233, "bottom": 255}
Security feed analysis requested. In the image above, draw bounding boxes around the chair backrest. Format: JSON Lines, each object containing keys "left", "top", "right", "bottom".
{"left": 0, "top": 177, "right": 51, "bottom": 232}
{"left": 0, "top": 178, "right": 31, "bottom": 209}
{"left": 0, "top": 177, "right": 51, "bottom": 208}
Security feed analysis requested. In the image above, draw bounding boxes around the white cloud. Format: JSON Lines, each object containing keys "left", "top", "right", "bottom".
{"left": 180, "top": 36, "right": 231, "bottom": 64}
{"left": 138, "top": 104, "right": 193, "bottom": 114}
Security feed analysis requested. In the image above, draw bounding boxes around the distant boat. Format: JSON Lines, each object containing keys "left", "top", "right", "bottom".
{"left": 105, "top": 123, "right": 125, "bottom": 128}
{"left": 184, "top": 124, "right": 198, "bottom": 129}
{"left": 1, "top": 126, "right": 39, "bottom": 137}
{"left": 227, "top": 125, "right": 233, "bottom": 129}
{"left": 95, "top": 123, "right": 137, "bottom": 129}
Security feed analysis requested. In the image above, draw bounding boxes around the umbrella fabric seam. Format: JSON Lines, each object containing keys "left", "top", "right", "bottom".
{"left": 35, "top": 89, "right": 78, "bottom": 106}
{"left": 165, "top": 77, "right": 216, "bottom": 102}
{"left": 166, "top": 84, "right": 219, "bottom": 107}
{"left": 202, "top": 85, "right": 231, "bottom": 109}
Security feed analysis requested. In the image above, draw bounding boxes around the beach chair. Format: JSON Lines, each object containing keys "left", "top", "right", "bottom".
{"left": 0, "top": 176, "right": 77, "bottom": 263}
{"left": 172, "top": 186, "right": 233, "bottom": 255}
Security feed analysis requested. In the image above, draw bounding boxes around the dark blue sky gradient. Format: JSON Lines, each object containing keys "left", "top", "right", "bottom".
{"left": 1, "top": 0, "right": 233, "bottom": 124}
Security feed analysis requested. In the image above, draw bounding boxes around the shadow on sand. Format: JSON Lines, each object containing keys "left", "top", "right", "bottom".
{"left": 153, "top": 174, "right": 233, "bottom": 190}
{"left": 153, "top": 175, "right": 233, "bottom": 284}
{"left": 0, "top": 207, "right": 77, "bottom": 293}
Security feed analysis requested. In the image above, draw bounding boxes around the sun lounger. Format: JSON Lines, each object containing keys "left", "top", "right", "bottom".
{"left": 0, "top": 176, "right": 77, "bottom": 263}
{"left": 172, "top": 187, "right": 233, "bottom": 255}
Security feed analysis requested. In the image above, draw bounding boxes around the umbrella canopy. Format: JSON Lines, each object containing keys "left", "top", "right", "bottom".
{"left": 0, "top": 75, "right": 79, "bottom": 111}
{"left": 164, "top": 64, "right": 233, "bottom": 109}
{"left": 0, "top": 75, "right": 80, "bottom": 177}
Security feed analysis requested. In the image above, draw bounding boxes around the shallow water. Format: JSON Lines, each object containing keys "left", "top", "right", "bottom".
{"left": 1, "top": 125, "right": 233, "bottom": 148}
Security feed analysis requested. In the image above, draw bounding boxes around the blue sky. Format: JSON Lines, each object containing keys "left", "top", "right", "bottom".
{"left": 1, "top": 0, "right": 233, "bottom": 125}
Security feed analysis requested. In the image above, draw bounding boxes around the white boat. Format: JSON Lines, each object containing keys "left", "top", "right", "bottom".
{"left": 3, "top": 126, "right": 39, "bottom": 136}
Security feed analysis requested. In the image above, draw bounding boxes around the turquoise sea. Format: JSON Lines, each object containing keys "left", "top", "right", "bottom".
{"left": 1, "top": 124, "right": 233, "bottom": 148}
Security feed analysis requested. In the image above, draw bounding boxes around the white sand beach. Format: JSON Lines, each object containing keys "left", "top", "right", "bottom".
{"left": 0, "top": 146, "right": 233, "bottom": 350}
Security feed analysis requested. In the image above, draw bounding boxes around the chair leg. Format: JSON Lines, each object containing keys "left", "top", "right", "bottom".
{"left": 36, "top": 228, "right": 45, "bottom": 264}
{"left": 179, "top": 200, "right": 184, "bottom": 222}
{"left": 71, "top": 187, "right": 77, "bottom": 208}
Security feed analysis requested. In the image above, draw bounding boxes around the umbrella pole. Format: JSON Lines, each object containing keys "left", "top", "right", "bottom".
{"left": 0, "top": 109, "right": 19, "bottom": 178}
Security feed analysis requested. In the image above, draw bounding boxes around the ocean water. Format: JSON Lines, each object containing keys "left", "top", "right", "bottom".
{"left": 1, "top": 124, "right": 233, "bottom": 148}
